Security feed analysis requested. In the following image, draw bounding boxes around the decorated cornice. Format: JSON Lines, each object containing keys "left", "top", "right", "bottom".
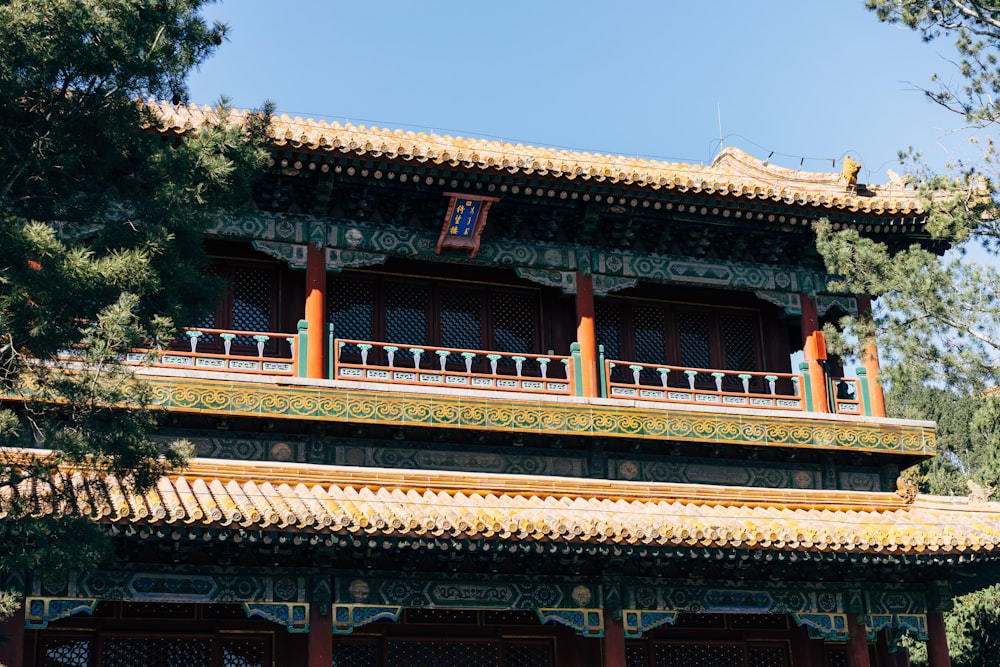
{"left": 252, "top": 240, "right": 387, "bottom": 272}
{"left": 214, "top": 213, "right": 833, "bottom": 295}
{"left": 152, "top": 102, "right": 930, "bottom": 217}
{"left": 133, "top": 374, "right": 935, "bottom": 457}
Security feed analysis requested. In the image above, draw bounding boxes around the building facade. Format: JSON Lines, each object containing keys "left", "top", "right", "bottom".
{"left": 2, "top": 104, "right": 995, "bottom": 667}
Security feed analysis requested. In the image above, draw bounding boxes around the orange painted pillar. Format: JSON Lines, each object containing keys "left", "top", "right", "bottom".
{"left": 0, "top": 598, "right": 25, "bottom": 667}
{"left": 576, "top": 270, "right": 598, "bottom": 398}
{"left": 800, "top": 293, "right": 830, "bottom": 413}
{"left": 305, "top": 243, "right": 326, "bottom": 379}
{"left": 926, "top": 613, "right": 951, "bottom": 667}
{"left": 308, "top": 603, "right": 332, "bottom": 667}
{"left": 846, "top": 613, "right": 872, "bottom": 667}
{"left": 602, "top": 610, "right": 626, "bottom": 667}
{"left": 857, "top": 296, "right": 887, "bottom": 418}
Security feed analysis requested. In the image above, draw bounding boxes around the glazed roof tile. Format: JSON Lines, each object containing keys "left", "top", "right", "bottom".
{"left": 149, "top": 101, "right": 930, "bottom": 216}
{"left": 7, "top": 453, "right": 1000, "bottom": 556}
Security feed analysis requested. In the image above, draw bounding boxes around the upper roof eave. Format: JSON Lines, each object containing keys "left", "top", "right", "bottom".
{"left": 149, "top": 101, "right": 932, "bottom": 218}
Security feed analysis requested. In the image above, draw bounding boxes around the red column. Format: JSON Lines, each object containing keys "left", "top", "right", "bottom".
{"left": 856, "top": 296, "right": 886, "bottom": 417}
{"left": 926, "top": 613, "right": 951, "bottom": 667}
{"left": 305, "top": 243, "right": 326, "bottom": 379}
{"left": 846, "top": 614, "right": 872, "bottom": 667}
{"left": 308, "top": 603, "right": 331, "bottom": 667}
{"left": 791, "top": 621, "right": 827, "bottom": 666}
{"left": 0, "top": 599, "right": 25, "bottom": 667}
{"left": 576, "top": 270, "right": 598, "bottom": 397}
{"left": 800, "top": 293, "right": 830, "bottom": 413}
{"left": 876, "top": 629, "right": 893, "bottom": 667}
{"left": 602, "top": 610, "right": 626, "bottom": 667}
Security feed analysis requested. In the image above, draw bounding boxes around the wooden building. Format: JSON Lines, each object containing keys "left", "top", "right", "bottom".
{"left": 1, "top": 103, "right": 995, "bottom": 667}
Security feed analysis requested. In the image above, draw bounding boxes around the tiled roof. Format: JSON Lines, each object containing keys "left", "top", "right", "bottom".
{"left": 149, "top": 101, "right": 928, "bottom": 216}
{"left": 7, "top": 453, "right": 1000, "bottom": 556}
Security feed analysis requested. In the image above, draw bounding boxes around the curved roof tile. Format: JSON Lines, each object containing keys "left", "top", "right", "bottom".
{"left": 148, "top": 101, "right": 931, "bottom": 216}
{"left": 6, "top": 455, "right": 1000, "bottom": 557}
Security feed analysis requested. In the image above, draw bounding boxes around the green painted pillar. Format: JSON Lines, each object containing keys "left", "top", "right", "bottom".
{"left": 296, "top": 319, "right": 309, "bottom": 378}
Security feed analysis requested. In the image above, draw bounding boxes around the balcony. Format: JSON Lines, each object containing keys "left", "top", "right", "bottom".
{"left": 117, "top": 324, "right": 885, "bottom": 418}
{"left": 106, "top": 324, "right": 933, "bottom": 459}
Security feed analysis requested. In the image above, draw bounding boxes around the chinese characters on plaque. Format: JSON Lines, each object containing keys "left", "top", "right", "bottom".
{"left": 436, "top": 193, "right": 499, "bottom": 258}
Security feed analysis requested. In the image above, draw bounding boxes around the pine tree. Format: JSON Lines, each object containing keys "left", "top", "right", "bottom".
{"left": 0, "top": 0, "right": 271, "bottom": 617}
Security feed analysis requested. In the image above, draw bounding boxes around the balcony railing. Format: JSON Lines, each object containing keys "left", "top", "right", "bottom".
{"left": 125, "top": 327, "right": 297, "bottom": 376}
{"left": 602, "top": 358, "right": 804, "bottom": 411}
{"left": 332, "top": 338, "right": 573, "bottom": 396}
{"left": 109, "top": 322, "right": 878, "bottom": 417}
{"left": 830, "top": 377, "right": 863, "bottom": 415}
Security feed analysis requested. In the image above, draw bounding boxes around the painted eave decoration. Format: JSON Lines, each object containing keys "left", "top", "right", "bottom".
{"left": 7, "top": 451, "right": 1000, "bottom": 558}
{"left": 149, "top": 101, "right": 932, "bottom": 217}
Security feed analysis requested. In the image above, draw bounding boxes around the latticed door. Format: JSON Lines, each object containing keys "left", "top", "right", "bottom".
{"left": 595, "top": 298, "right": 764, "bottom": 387}
{"left": 327, "top": 272, "right": 542, "bottom": 369}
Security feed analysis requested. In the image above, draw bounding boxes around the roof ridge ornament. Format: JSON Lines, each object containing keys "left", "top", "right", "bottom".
{"left": 967, "top": 479, "right": 996, "bottom": 506}
{"left": 895, "top": 476, "right": 918, "bottom": 504}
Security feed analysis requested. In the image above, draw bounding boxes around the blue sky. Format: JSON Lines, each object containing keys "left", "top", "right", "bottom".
{"left": 187, "top": 1, "right": 974, "bottom": 183}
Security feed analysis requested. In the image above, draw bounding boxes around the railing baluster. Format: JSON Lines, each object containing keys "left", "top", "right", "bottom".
{"left": 512, "top": 356, "right": 526, "bottom": 376}
{"left": 221, "top": 333, "right": 235, "bottom": 356}
{"left": 684, "top": 370, "right": 697, "bottom": 390}
{"left": 358, "top": 343, "right": 372, "bottom": 366}
{"left": 253, "top": 335, "right": 269, "bottom": 358}
{"left": 461, "top": 352, "right": 475, "bottom": 373}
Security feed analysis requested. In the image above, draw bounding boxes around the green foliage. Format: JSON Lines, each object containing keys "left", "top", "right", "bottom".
{"left": 828, "top": 4, "right": 1000, "bottom": 664}
{"left": 0, "top": 0, "right": 271, "bottom": 619}
{"left": 816, "top": 219, "right": 1000, "bottom": 389}
{"left": 902, "top": 584, "right": 1000, "bottom": 667}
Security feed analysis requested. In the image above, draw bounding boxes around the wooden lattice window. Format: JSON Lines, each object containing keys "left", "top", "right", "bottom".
{"left": 37, "top": 632, "right": 270, "bottom": 667}
{"left": 625, "top": 644, "right": 647, "bottom": 667}
{"left": 503, "top": 641, "right": 553, "bottom": 667}
{"left": 639, "top": 640, "right": 789, "bottom": 667}
{"left": 40, "top": 636, "right": 91, "bottom": 667}
{"left": 101, "top": 636, "right": 212, "bottom": 667}
{"left": 332, "top": 639, "right": 378, "bottom": 667}
{"left": 386, "top": 640, "right": 500, "bottom": 667}
{"left": 192, "top": 261, "right": 280, "bottom": 355}
{"left": 824, "top": 645, "right": 848, "bottom": 667}
{"left": 653, "top": 642, "right": 744, "bottom": 667}
{"left": 747, "top": 644, "right": 790, "bottom": 667}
